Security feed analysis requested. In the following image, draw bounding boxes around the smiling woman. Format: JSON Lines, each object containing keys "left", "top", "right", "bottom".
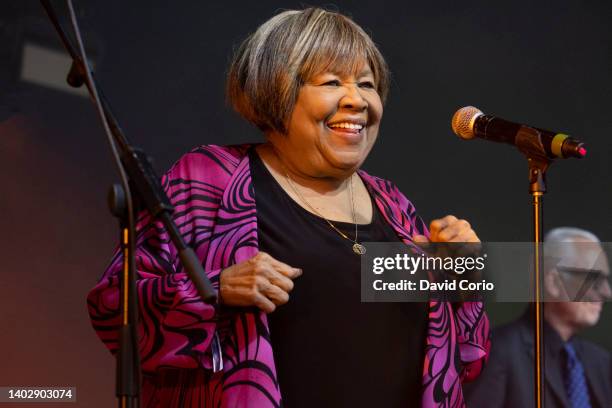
{"left": 87, "top": 7, "right": 489, "bottom": 408}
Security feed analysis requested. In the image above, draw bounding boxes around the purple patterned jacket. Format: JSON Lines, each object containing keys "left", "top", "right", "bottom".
{"left": 87, "top": 144, "right": 490, "bottom": 407}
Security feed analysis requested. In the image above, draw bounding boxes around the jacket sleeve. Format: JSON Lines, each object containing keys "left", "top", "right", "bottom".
{"left": 462, "top": 329, "right": 507, "bottom": 406}
{"left": 86, "top": 149, "right": 229, "bottom": 373}
{"left": 390, "top": 182, "right": 491, "bottom": 382}
{"left": 454, "top": 301, "right": 491, "bottom": 382}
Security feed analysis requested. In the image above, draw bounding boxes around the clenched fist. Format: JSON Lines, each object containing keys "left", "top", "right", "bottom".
{"left": 413, "top": 215, "right": 480, "bottom": 244}
{"left": 219, "top": 251, "right": 302, "bottom": 313}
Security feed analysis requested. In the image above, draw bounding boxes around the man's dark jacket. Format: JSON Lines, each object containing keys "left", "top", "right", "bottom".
{"left": 463, "top": 311, "right": 611, "bottom": 408}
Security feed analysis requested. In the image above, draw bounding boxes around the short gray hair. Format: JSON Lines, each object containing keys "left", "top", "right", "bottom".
{"left": 544, "top": 227, "right": 600, "bottom": 245}
{"left": 544, "top": 227, "right": 601, "bottom": 270}
{"left": 226, "top": 7, "right": 390, "bottom": 134}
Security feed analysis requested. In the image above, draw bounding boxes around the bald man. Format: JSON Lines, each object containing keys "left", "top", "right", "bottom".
{"left": 464, "top": 227, "right": 611, "bottom": 408}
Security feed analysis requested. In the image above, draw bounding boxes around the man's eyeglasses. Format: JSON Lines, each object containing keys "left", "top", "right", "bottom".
{"left": 555, "top": 266, "right": 611, "bottom": 301}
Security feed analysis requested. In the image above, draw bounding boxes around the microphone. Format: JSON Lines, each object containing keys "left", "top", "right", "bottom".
{"left": 451, "top": 106, "right": 586, "bottom": 159}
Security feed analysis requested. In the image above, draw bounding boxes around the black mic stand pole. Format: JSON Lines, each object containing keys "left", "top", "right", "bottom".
{"left": 39, "top": 2, "right": 218, "bottom": 407}
{"left": 516, "top": 127, "right": 551, "bottom": 408}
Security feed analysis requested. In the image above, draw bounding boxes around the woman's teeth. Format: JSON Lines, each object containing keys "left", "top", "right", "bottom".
{"left": 328, "top": 122, "right": 364, "bottom": 130}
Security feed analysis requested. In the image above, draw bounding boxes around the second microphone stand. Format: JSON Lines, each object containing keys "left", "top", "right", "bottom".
{"left": 40, "top": 1, "right": 218, "bottom": 407}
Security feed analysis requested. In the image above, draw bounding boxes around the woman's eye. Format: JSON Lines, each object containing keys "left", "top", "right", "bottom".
{"left": 359, "top": 81, "right": 375, "bottom": 89}
{"left": 323, "top": 80, "right": 341, "bottom": 86}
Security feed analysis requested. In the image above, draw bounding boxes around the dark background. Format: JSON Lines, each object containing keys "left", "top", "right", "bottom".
{"left": 1, "top": 0, "right": 610, "bottom": 406}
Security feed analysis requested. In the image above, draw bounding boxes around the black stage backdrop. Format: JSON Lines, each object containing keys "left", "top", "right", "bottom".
{"left": 1, "top": 1, "right": 610, "bottom": 406}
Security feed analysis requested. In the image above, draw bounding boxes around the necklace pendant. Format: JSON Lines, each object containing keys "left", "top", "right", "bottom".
{"left": 353, "top": 243, "right": 366, "bottom": 255}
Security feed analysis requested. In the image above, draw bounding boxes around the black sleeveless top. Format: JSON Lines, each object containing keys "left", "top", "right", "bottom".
{"left": 249, "top": 147, "right": 427, "bottom": 407}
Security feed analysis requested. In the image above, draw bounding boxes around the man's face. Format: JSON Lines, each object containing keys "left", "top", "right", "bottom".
{"left": 549, "top": 238, "right": 610, "bottom": 329}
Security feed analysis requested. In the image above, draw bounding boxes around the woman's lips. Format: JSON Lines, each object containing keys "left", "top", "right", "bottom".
{"left": 326, "top": 125, "right": 364, "bottom": 142}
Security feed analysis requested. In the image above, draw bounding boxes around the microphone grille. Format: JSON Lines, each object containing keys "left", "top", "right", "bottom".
{"left": 451, "top": 106, "right": 483, "bottom": 140}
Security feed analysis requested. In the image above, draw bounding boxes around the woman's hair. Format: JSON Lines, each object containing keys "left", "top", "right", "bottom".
{"left": 226, "top": 7, "right": 389, "bottom": 134}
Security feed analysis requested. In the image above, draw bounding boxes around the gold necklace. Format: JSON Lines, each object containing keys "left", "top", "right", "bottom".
{"left": 278, "top": 159, "right": 366, "bottom": 256}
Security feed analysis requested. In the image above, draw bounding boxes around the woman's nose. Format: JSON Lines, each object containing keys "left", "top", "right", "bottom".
{"left": 339, "top": 84, "right": 368, "bottom": 111}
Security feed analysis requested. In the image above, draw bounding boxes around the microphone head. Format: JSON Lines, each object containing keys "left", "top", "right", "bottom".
{"left": 451, "top": 106, "right": 483, "bottom": 140}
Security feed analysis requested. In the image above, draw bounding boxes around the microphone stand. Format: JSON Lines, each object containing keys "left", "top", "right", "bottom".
{"left": 39, "top": 2, "right": 218, "bottom": 407}
{"left": 516, "top": 126, "right": 550, "bottom": 408}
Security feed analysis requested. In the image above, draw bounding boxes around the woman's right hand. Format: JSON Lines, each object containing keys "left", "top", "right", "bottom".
{"left": 219, "top": 251, "right": 302, "bottom": 313}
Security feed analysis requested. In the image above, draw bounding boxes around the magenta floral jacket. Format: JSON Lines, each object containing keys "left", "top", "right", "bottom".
{"left": 87, "top": 144, "right": 490, "bottom": 407}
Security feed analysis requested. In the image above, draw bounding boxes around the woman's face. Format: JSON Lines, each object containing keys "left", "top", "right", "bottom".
{"left": 270, "top": 62, "right": 383, "bottom": 180}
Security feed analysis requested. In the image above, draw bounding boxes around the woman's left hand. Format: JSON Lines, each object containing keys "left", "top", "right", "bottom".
{"left": 413, "top": 215, "right": 480, "bottom": 243}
